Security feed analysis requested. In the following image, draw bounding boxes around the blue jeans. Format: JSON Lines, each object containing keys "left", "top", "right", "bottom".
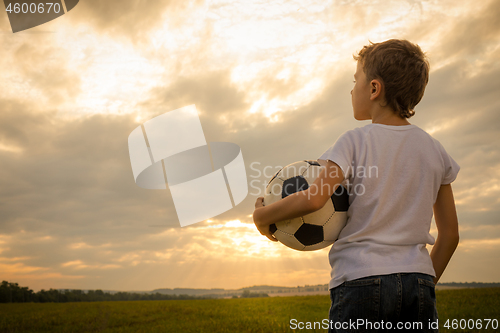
{"left": 328, "top": 273, "right": 438, "bottom": 332}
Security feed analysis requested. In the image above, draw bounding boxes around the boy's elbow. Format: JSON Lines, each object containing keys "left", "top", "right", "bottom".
{"left": 450, "top": 224, "right": 460, "bottom": 244}
{"left": 444, "top": 229, "right": 460, "bottom": 249}
{"left": 452, "top": 232, "right": 460, "bottom": 247}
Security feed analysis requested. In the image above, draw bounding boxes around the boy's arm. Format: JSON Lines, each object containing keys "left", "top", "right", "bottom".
{"left": 253, "top": 160, "right": 344, "bottom": 241}
{"left": 430, "top": 184, "right": 460, "bottom": 284}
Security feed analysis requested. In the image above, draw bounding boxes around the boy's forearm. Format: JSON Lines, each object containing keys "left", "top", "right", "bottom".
{"left": 254, "top": 191, "right": 317, "bottom": 228}
{"left": 430, "top": 233, "right": 459, "bottom": 284}
{"left": 431, "top": 184, "right": 460, "bottom": 284}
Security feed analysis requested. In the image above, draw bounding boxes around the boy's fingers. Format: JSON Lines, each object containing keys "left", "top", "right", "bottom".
{"left": 255, "top": 223, "right": 278, "bottom": 242}
{"left": 265, "top": 233, "right": 278, "bottom": 242}
{"left": 262, "top": 226, "right": 278, "bottom": 242}
{"left": 255, "top": 197, "right": 265, "bottom": 208}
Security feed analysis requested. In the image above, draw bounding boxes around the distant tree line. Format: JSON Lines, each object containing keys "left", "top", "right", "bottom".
{"left": 239, "top": 289, "right": 269, "bottom": 298}
{"left": 0, "top": 281, "right": 215, "bottom": 303}
{"left": 437, "top": 282, "right": 500, "bottom": 288}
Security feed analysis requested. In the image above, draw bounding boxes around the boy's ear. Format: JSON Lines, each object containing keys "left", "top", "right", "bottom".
{"left": 369, "top": 79, "right": 384, "bottom": 100}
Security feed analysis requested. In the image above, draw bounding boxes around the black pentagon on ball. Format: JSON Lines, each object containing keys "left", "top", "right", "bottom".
{"left": 269, "top": 223, "right": 277, "bottom": 234}
{"left": 331, "top": 185, "right": 349, "bottom": 212}
{"left": 304, "top": 160, "right": 320, "bottom": 166}
{"left": 294, "top": 223, "right": 324, "bottom": 246}
{"left": 282, "top": 175, "right": 309, "bottom": 199}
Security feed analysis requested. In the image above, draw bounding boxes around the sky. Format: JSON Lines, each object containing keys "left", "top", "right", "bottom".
{"left": 0, "top": 0, "right": 499, "bottom": 292}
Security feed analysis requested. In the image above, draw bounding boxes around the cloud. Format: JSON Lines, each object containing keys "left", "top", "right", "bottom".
{"left": 0, "top": 0, "right": 499, "bottom": 292}
{"left": 0, "top": 101, "right": 182, "bottom": 240}
{"left": 0, "top": 217, "right": 334, "bottom": 290}
{"left": 65, "top": 0, "right": 203, "bottom": 44}
{"left": 148, "top": 69, "right": 249, "bottom": 124}
{"left": 12, "top": 43, "right": 82, "bottom": 105}
{"left": 443, "top": 241, "right": 500, "bottom": 283}
{"left": 437, "top": 0, "right": 500, "bottom": 60}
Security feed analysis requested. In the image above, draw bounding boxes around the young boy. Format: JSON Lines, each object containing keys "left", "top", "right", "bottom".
{"left": 253, "top": 39, "right": 460, "bottom": 332}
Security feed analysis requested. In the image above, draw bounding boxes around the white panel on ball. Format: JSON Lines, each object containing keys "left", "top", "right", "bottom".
{"left": 274, "top": 230, "right": 305, "bottom": 251}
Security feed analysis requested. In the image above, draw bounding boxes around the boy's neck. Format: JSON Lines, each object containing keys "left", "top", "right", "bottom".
{"left": 370, "top": 107, "right": 411, "bottom": 126}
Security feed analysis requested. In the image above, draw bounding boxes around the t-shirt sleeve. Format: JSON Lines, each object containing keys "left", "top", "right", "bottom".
{"left": 435, "top": 140, "right": 460, "bottom": 184}
{"left": 317, "top": 131, "right": 354, "bottom": 179}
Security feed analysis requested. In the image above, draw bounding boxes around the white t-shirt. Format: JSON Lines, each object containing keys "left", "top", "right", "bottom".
{"left": 318, "top": 123, "right": 460, "bottom": 289}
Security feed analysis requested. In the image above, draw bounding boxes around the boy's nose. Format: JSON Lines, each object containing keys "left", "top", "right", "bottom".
{"left": 350, "top": 90, "right": 353, "bottom": 95}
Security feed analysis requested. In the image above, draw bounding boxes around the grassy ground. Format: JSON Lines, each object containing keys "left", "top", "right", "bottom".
{"left": 0, "top": 288, "right": 498, "bottom": 332}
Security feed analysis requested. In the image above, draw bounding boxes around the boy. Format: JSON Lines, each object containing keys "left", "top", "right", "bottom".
{"left": 253, "top": 39, "right": 459, "bottom": 332}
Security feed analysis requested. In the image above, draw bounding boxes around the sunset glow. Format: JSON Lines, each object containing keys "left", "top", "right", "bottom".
{"left": 0, "top": 0, "right": 499, "bottom": 292}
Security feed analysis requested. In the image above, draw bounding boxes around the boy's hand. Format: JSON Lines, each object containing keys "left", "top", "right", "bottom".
{"left": 253, "top": 197, "right": 278, "bottom": 242}
{"left": 254, "top": 196, "right": 265, "bottom": 209}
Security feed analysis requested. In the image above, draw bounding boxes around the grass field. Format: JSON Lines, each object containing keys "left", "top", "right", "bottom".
{"left": 0, "top": 288, "right": 498, "bottom": 332}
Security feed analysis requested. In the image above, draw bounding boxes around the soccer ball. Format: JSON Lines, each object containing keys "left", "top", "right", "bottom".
{"left": 263, "top": 160, "right": 349, "bottom": 251}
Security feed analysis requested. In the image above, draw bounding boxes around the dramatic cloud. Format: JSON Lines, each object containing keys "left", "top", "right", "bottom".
{"left": 0, "top": 0, "right": 499, "bottom": 291}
